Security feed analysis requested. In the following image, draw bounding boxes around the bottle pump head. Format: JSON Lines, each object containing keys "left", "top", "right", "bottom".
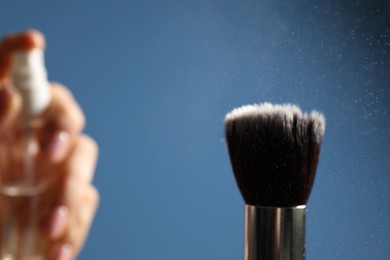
{"left": 10, "top": 48, "right": 50, "bottom": 117}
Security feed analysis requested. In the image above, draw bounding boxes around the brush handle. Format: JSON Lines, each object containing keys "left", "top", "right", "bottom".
{"left": 244, "top": 205, "right": 306, "bottom": 260}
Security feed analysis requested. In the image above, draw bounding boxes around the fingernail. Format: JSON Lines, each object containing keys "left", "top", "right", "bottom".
{"left": 56, "top": 243, "right": 73, "bottom": 260}
{"left": 49, "top": 206, "right": 69, "bottom": 239}
{"left": 43, "top": 130, "right": 70, "bottom": 162}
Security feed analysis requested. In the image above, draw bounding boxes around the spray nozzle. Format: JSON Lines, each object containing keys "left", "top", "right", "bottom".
{"left": 10, "top": 48, "right": 51, "bottom": 117}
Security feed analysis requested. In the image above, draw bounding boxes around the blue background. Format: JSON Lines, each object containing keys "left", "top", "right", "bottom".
{"left": 1, "top": 0, "right": 389, "bottom": 259}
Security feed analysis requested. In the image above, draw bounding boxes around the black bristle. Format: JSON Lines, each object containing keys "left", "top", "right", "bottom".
{"left": 225, "top": 103, "right": 325, "bottom": 207}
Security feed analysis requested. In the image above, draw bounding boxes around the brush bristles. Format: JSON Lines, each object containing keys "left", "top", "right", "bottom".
{"left": 225, "top": 103, "right": 325, "bottom": 207}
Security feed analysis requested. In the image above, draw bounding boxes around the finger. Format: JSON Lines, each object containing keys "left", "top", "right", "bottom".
{"left": 48, "top": 186, "right": 99, "bottom": 260}
{"left": 48, "top": 206, "right": 70, "bottom": 240}
{"left": 68, "top": 186, "right": 99, "bottom": 257}
{"left": 0, "top": 29, "right": 45, "bottom": 81}
{"left": 45, "top": 84, "right": 86, "bottom": 135}
{"left": 0, "top": 82, "right": 21, "bottom": 135}
{"left": 40, "top": 84, "right": 86, "bottom": 163}
{"left": 66, "top": 135, "right": 98, "bottom": 184}
{"left": 67, "top": 135, "right": 98, "bottom": 185}
{"left": 44, "top": 134, "right": 99, "bottom": 208}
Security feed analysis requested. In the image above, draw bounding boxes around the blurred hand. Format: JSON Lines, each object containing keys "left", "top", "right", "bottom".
{"left": 0, "top": 30, "right": 99, "bottom": 260}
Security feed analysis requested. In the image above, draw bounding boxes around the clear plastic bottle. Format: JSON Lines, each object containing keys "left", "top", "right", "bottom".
{"left": 0, "top": 49, "right": 51, "bottom": 259}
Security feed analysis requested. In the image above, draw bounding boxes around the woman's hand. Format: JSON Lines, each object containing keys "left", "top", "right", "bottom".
{"left": 0, "top": 30, "right": 99, "bottom": 260}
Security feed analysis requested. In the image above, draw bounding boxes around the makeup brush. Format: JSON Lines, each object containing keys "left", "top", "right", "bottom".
{"left": 225, "top": 103, "right": 325, "bottom": 260}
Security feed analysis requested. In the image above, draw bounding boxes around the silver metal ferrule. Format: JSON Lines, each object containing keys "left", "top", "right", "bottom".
{"left": 244, "top": 205, "right": 306, "bottom": 260}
